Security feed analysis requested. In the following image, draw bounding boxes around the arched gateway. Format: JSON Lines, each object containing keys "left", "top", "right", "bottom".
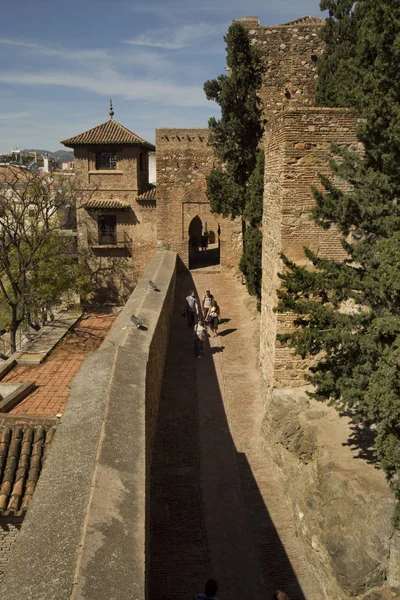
{"left": 188, "top": 215, "right": 220, "bottom": 270}
{"left": 156, "top": 128, "right": 241, "bottom": 270}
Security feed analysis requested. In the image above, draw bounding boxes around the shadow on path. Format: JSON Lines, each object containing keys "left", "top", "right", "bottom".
{"left": 148, "top": 268, "right": 307, "bottom": 600}
{"left": 217, "top": 328, "right": 237, "bottom": 337}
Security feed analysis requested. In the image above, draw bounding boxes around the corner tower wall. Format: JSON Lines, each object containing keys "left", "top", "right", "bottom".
{"left": 261, "top": 108, "right": 360, "bottom": 388}
{"left": 233, "top": 17, "right": 362, "bottom": 389}
{"left": 243, "top": 16, "right": 325, "bottom": 114}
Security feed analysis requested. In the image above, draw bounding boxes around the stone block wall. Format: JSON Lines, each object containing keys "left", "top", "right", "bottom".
{"left": 74, "top": 146, "right": 149, "bottom": 196}
{"left": 261, "top": 107, "right": 360, "bottom": 388}
{"left": 237, "top": 16, "right": 325, "bottom": 115}
{"left": 0, "top": 518, "right": 22, "bottom": 583}
{"left": 156, "top": 128, "right": 242, "bottom": 270}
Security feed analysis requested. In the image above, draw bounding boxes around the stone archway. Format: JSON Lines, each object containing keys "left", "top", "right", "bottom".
{"left": 188, "top": 214, "right": 220, "bottom": 270}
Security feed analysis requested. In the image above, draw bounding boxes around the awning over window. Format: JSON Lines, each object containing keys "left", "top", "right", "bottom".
{"left": 84, "top": 199, "right": 130, "bottom": 210}
{"left": 137, "top": 185, "right": 156, "bottom": 202}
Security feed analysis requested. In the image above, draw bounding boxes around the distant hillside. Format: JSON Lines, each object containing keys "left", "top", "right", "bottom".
{"left": 24, "top": 149, "right": 74, "bottom": 161}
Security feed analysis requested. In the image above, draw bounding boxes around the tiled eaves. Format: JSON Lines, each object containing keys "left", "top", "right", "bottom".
{"left": 84, "top": 198, "right": 130, "bottom": 210}
{"left": 137, "top": 185, "right": 156, "bottom": 202}
{"left": 0, "top": 422, "right": 56, "bottom": 517}
{"left": 61, "top": 119, "right": 155, "bottom": 151}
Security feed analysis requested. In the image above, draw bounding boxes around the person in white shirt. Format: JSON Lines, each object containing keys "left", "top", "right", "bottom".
{"left": 202, "top": 290, "right": 214, "bottom": 315}
{"left": 206, "top": 300, "right": 220, "bottom": 337}
{"left": 194, "top": 319, "right": 207, "bottom": 358}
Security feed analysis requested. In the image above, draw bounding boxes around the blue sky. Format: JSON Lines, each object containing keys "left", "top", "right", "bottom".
{"left": 0, "top": 0, "right": 324, "bottom": 153}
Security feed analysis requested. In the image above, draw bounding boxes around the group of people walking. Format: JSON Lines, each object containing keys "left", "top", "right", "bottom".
{"left": 185, "top": 289, "right": 221, "bottom": 358}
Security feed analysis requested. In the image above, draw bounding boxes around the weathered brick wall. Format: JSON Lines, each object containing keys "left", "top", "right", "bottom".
{"left": 261, "top": 108, "right": 360, "bottom": 388}
{"left": 74, "top": 146, "right": 157, "bottom": 298}
{"left": 0, "top": 518, "right": 22, "bottom": 583}
{"left": 237, "top": 16, "right": 325, "bottom": 115}
{"left": 156, "top": 128, "right": 242, "bottom": 270}
{"left": 74, "top": 146, "right": 148, "bottom": 194}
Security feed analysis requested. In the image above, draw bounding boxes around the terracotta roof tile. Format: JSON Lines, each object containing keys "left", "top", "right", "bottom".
{"left": 0, "top": 423, "right": 56, "bottom": 516}
{"left": 137, "top": 185, "right": 156, "bottom": 202}
{"left": 61, "top": 119, "right": 155, "bottom": 150}
{"left": 84, "top": 198, "right": 130, "bottom": 209}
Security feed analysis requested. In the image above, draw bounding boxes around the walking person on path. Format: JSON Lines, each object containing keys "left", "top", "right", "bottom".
{"left": 201, "top": 232, "right": 208, "bottom": 253}
{"left": 185, "top": 290, "right": 199, "bottom": 329}
{"left": 206, "top": 300, "right": 221, "bottom": 337}
{"left": 202, "top": 290, "right": 214, "bottom": 316}
{"left": 194, "top": 319, "right": 207, "bottom": 358}
{"left": 195, "top": 578, "right": 219, "bottom": 599}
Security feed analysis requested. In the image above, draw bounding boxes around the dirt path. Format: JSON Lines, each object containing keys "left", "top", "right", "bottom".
{"left": 149, "top": 270, "right": 323, "bottom": 600}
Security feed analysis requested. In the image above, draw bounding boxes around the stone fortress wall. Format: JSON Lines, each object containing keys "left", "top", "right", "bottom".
{"left": 240, "top": 18, "right": 400, "bottom": 599}
{"left": 238, "top": 15, "right": 324, "bottom": 113}
{"left": 156, "top": 128, "right": 242, "bottom": 270}
{"left": 235, "top": 16, "right": 360, "bottom": 388}
{"left": 261, "top": 107, "right": 360, "bottom": 387}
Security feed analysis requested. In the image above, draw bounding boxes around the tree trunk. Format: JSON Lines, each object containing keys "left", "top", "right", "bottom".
{"left": 10, "top": 309, "right": 21, "bottom": 354}
{"left": 9, "top": 325, "right": 17, "bottom": 354}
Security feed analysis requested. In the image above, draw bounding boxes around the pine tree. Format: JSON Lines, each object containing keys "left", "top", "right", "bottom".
{"left": 277, "top": 0, "right": 400, "bottom": 525}
{"left": 204, "top": 22, "right": 265, "bottom": 297}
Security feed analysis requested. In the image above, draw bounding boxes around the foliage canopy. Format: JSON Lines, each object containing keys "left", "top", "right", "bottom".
{"left": 0, "top": 169, "right": 89, "bottom": 353}
{"left": 204, "top": 22, "right": 265, "bottom": 297}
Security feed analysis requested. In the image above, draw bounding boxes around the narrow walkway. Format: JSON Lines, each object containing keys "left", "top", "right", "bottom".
{"left": 149, "top": 270, "right": 323, "bottom": 600}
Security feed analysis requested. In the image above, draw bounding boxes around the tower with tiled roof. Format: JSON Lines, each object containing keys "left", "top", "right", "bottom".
{"left": 61, "top": 101, "right": 157, "bottom": 303}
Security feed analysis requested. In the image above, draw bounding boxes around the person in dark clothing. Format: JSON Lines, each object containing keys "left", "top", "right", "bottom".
{"left": 201, "top": 232, "right": 208, "bottom": 252}
{"left": 185, "top": 290, "right": 199, "bottom": 328}
{"left": 195, "top": 578, "right": 218, "bottom": 599}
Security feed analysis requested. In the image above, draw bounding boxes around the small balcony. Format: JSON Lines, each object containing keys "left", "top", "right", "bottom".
{"left": 88, "top": 229, "right": 132, "bottom": 254}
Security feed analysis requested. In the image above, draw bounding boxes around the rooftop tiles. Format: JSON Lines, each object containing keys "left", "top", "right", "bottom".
{"left": 2, "top": 313, "right": 117, "bottom": 417}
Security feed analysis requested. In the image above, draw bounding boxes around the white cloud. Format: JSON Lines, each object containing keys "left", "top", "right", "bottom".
{"left": 0, "top": 69, "right": 209, "bottom": 107}
{"left": 0, "top": 36, "right": 174, "bottom": 75}
{"left": 124, "top": 22, "right": 219, "bottom": 50}
{"left": 0, "top": 112, "right": 31, "bottom": 120}
{"left": 0, "top": 38, "right": 108, "bottom": 61}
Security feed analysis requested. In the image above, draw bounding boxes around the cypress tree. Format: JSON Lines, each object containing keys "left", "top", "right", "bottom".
{"left": 277, "top": 0, "right": 400, "bottom": 525}
{"left": 204, "top": 22, "right": 265, "bottom": 297}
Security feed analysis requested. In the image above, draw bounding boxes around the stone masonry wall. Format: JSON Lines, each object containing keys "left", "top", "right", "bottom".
{"left": 237, "top": 16, "right": 325, "bottom": 115}
{"left": 156, "top": 128, "right": 242, "bottom": 270}
{"left": 261, "top": 107, "right": 360, "bottom": 388}
{"left": 0, "top": 518, "right": 22, "bottom": 583}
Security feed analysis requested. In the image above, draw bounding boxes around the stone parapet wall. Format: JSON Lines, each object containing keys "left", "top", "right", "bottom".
{"left": 261, "top": 107, "right": 360, "bottom": 388}
{"left": 156, "top": 128, "right": 242, "bottom": 270}
{"left": 1, "top": 250, "right": 177, "bottom": 600}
